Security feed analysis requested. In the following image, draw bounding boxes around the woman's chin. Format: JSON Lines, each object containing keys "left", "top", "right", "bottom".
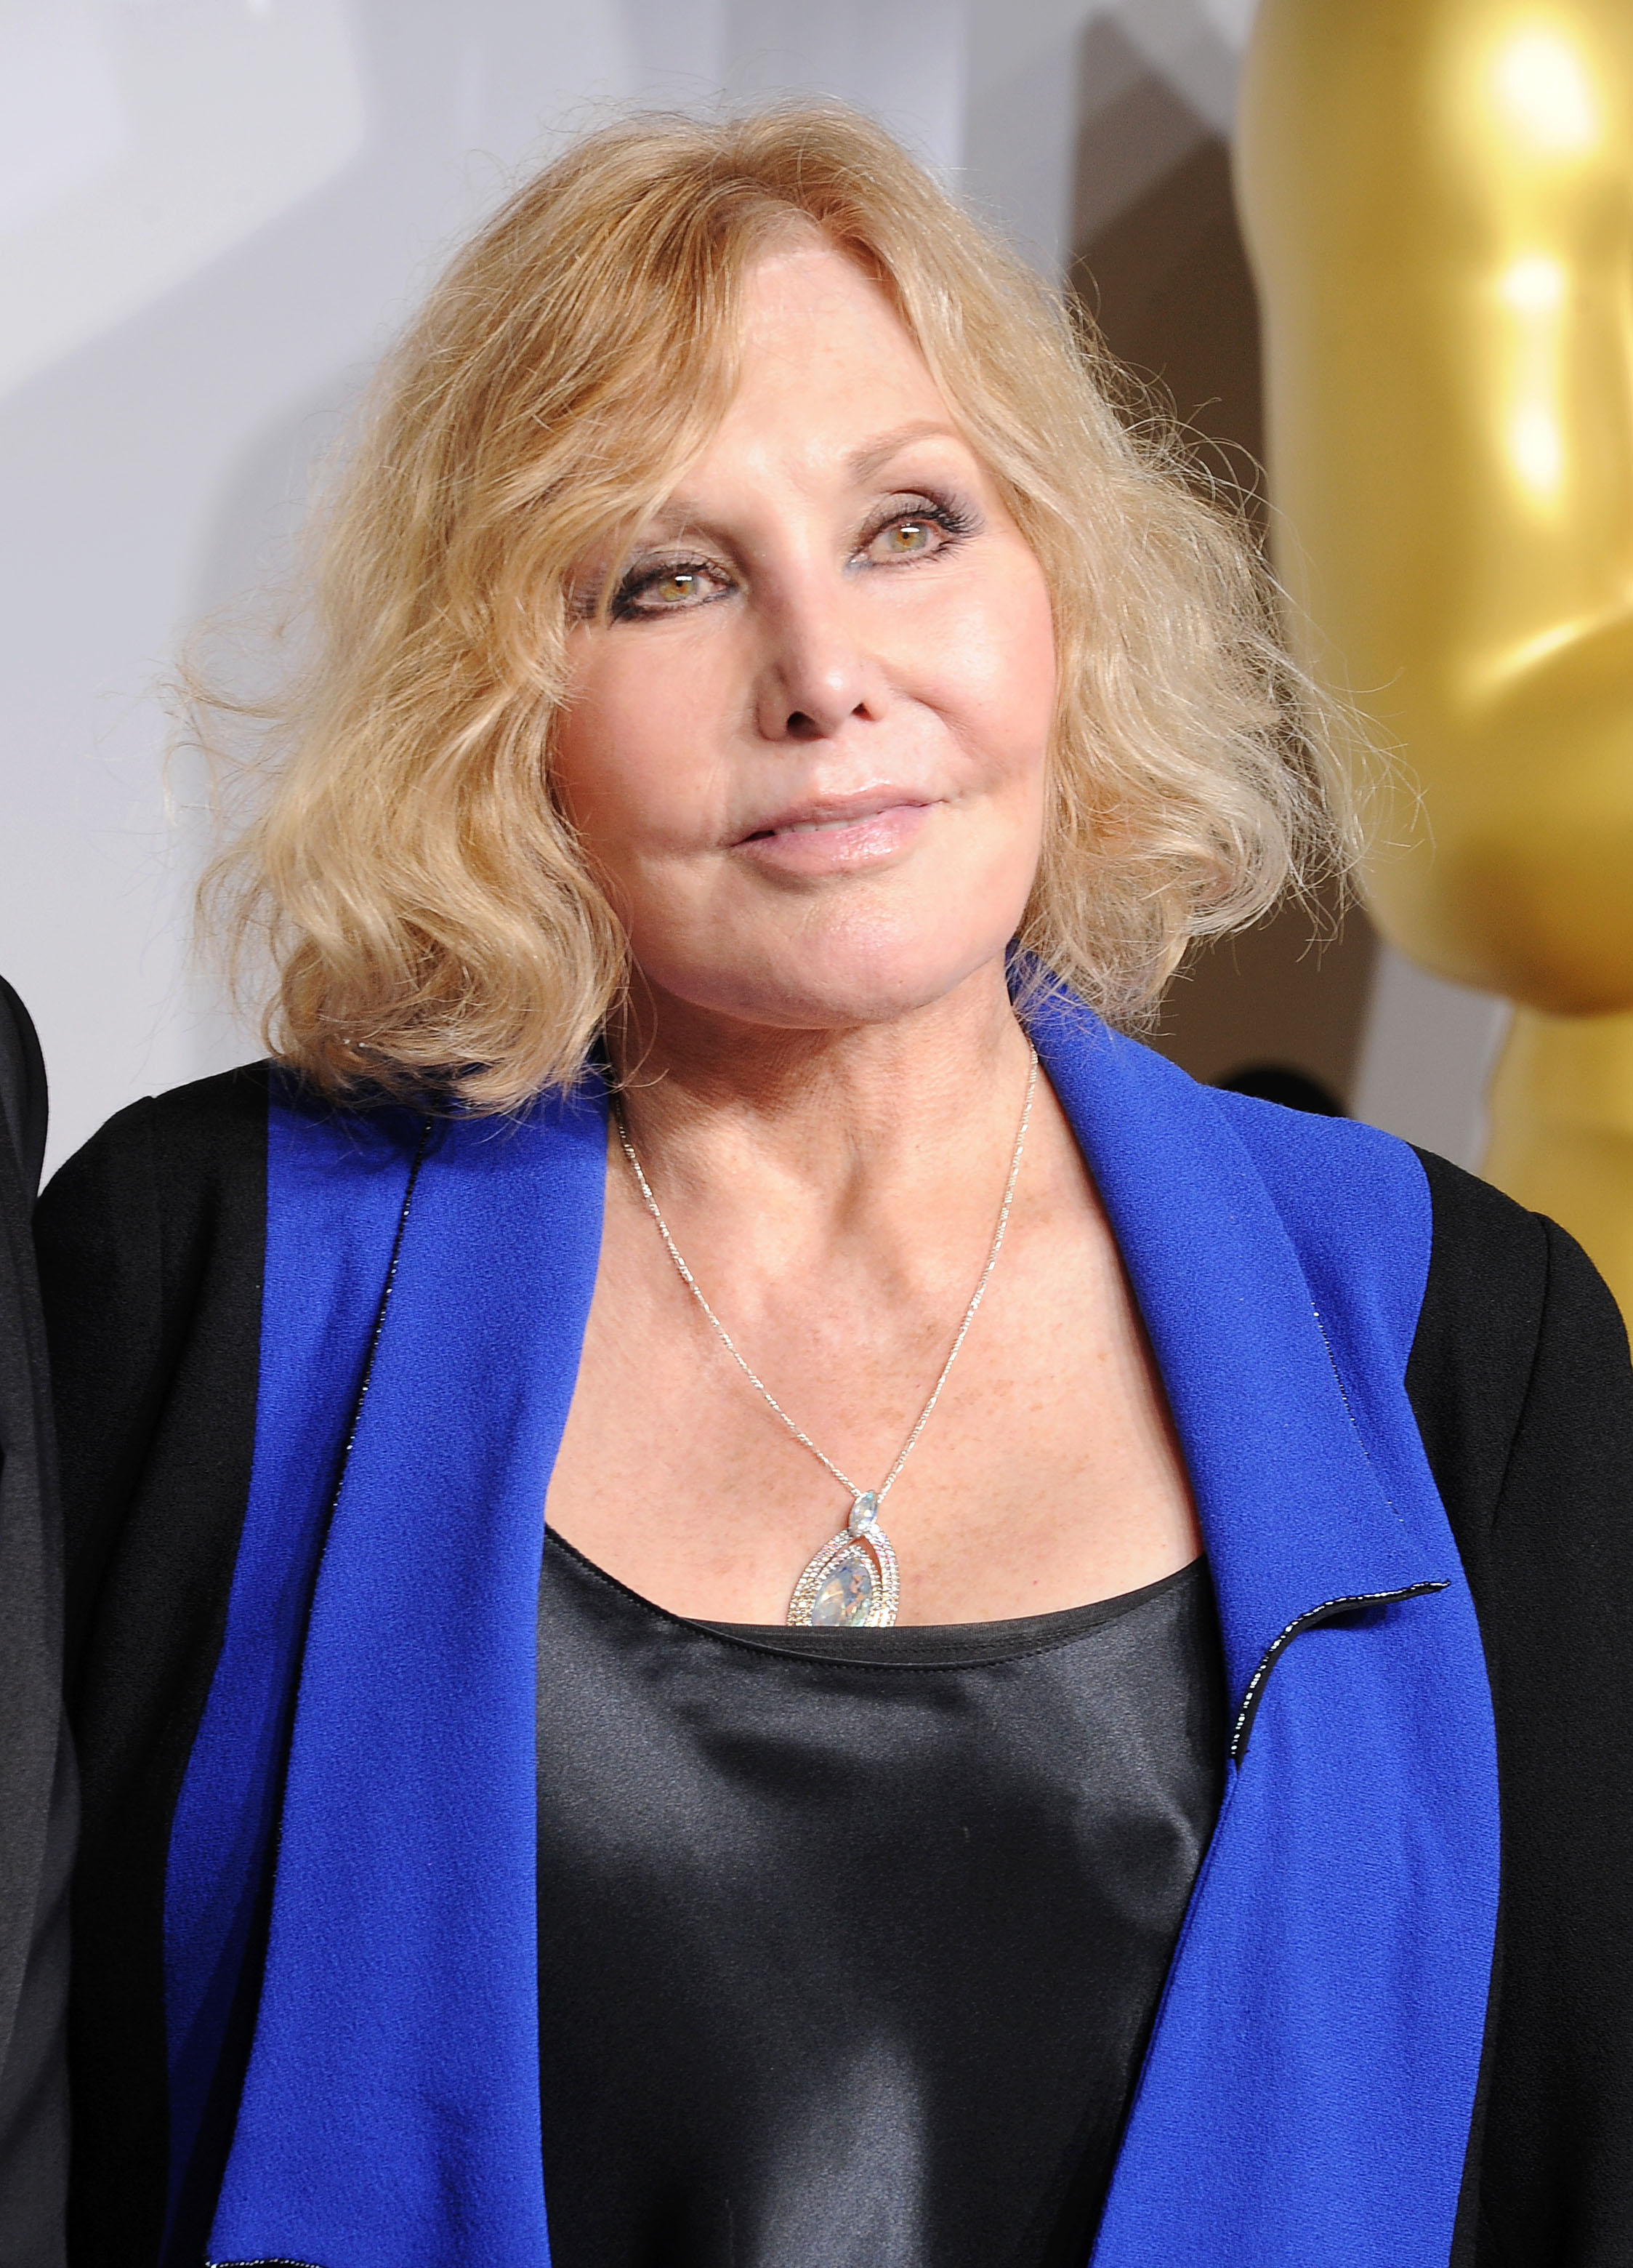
{"left": 648, "top": 933, "right": 1017, "bottom": 1037}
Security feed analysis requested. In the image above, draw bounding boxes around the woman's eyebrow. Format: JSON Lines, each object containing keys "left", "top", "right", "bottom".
{"left": 628, "top": 503, "right": 703, "bottom": 541}
{"left": 845, "top": 420, "right": 964, "bottom": 482}
{"left": 631, "top": 420, "right": 966, "bottom": 543}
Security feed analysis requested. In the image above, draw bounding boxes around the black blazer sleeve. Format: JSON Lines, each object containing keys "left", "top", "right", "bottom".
{"left": 33, "top": 1066, "right": 267, "bottom": 2268}
{"left": 1411, "top": 1152, "right": 1633, "bottom": 2268}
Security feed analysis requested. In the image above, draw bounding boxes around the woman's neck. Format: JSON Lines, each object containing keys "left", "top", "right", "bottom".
{"left": 607, "top": 956, "right": 1033, "bottom": 1224}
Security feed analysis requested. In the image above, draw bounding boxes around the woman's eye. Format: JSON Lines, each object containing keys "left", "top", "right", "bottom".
{"left": 863, "top": 512, "right": 953, "bottom": 565}
{"left": 616, "top": 562, "right": 728, "bottom": 617}
{"left": 651, "top": 570, "right": 706, "bottom": 606}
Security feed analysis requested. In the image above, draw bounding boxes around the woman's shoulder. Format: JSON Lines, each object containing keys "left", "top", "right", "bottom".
{"left": 35, "top": 1065, "right": 278, "bottom": 1622}
{"left": 1210, "top": 1082, "right": 1559, "bottom": 1342}
{"left": 43, "top": 1056, "right": 272, "bottom": 1197}
{"left": 1406, "top": 1143, "right": 1630, "bottom": 1547}
{"left": 1211, "top": 1077, "right": 1630, "bottom": 1519}
{"left": 36, "top": 1061, "right": 273, "bottom": 1300}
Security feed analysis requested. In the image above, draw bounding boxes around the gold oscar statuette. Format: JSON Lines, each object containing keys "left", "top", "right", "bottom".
{"left": 1238, "top": 0, "right": 1633, "bottom": 1325}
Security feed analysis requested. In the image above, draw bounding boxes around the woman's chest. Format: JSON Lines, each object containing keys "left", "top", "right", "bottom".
{"left": 546, "top": 1151, "right": 1200, "bottom": 1626}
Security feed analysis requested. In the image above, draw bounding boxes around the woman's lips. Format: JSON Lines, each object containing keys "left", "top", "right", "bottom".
{"left": 731, "top": 797, "right": 935, "bottom": 876}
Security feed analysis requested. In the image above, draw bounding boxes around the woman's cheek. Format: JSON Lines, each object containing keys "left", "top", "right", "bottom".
{"left": 583, "top": 646, "right": 735, "bottom": 834}
{"left": 554, "top": 675, "right": 671, "bottom": 848}
{"left": 932, "top": 559, "right": 1055, "bottom": 779}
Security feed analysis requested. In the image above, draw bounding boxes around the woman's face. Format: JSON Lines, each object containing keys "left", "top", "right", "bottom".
{"left": 554, "top": 241, "right": 1057, "bottom": 1034}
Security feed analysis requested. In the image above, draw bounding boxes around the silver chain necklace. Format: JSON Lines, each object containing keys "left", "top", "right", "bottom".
{"left": 613, "top": 1042, "right": 1039, "bottom": 1629}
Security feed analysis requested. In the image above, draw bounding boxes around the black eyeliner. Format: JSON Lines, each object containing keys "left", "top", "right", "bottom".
{"left": 609, "top": 552, "right": 733, "bottom": 622}
{"left": 603, "top": 488, "right": 980, "bottom": 622}
{"left": 856, "top": 491, "right": 982, "bottom": 556}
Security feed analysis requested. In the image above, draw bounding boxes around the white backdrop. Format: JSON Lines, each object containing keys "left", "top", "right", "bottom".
{"left": 0, "top": 0, "right": 1501, "bottom": 1175}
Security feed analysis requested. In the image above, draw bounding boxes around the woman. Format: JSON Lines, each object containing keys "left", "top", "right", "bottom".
{"left": 36, "top": 106, "right": 1633, "bottom": 2268}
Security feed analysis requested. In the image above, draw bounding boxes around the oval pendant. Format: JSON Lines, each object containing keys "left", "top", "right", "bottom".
{"left": 786, "top": 1492, "right": 900, "bottom": 1628}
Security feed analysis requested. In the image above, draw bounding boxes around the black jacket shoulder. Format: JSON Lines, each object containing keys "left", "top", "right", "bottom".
{"left": 1409, "top": 1148, "right": 1633, "bottom": 2268}
{"left": 34, "top": 1063, "right": 270, "bottom": 2266}
{"left": 35, "top": 1061, "right": 270, "bottom": 1677}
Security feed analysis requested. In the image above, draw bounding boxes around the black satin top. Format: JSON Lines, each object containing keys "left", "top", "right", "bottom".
{"left": 536, "top": 1532, "right": 1225, "bottom": 2268}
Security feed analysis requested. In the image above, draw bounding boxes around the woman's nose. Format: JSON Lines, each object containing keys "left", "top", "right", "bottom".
{"left": 752, "top": 581, "right": 881, "bottom": 743}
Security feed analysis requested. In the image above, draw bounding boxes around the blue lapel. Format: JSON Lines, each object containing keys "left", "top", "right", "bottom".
{"left": 193, "top": 996, "right": 1497, "bottom": 2268}
{"left": 1027, "top": 986, "right": 1498, "bottom": 2267}
{"left": 206, "top": 1077, "right": 607, "bottom": 2268}
{"left": 1031, "top": 985, "right": 1446, "bottom": 1724}
{"left": 164, "top": 1092, "right": 429, "bottom": 2256}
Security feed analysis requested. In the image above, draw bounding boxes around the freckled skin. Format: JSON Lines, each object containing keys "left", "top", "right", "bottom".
{"left": 546, "top": 246, "right": 1201, "bottom": 1625}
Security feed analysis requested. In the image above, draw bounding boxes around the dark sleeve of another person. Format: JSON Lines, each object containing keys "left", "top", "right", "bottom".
{"left": 0, "top": 978, "right": 70, "bottom": 2268}
{"left": 1411, "top": 1152, "right": 1633, "bottom": 2268}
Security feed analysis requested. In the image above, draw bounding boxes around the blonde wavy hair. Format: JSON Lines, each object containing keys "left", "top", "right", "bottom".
{"left": 198, "top": 102, "right": 1352, "bottom": 1110}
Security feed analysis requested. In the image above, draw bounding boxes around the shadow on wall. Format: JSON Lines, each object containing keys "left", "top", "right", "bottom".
{"left": 1068, "top": 16, "right": 1378, "bottom": 1109}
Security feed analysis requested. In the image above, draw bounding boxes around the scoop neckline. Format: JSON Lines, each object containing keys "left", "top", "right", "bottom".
{"left": 544, "top": 1527, "right": 1208, "bottom": 1669}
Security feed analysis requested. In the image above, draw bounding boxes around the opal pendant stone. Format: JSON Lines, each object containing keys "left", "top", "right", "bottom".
{"left": 808, "top": 1550, "right": 876, "bottom": 1627}
{"left": 786, "top": 1492, "right": 900, "bottom": 1628}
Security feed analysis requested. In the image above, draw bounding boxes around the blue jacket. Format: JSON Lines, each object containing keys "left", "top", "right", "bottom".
{"left": 33, "top": 983, "right": 1633, "bottom": 2265}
